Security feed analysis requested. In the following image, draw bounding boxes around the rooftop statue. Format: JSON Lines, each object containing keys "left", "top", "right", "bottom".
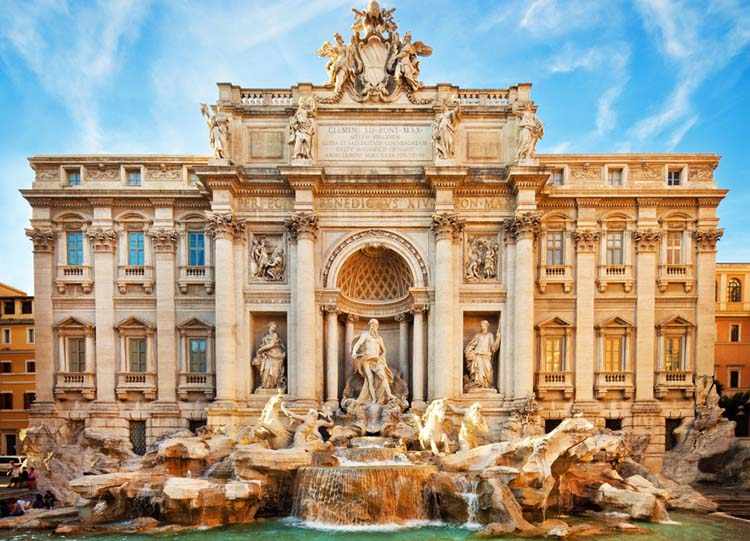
{"left": 200, "top": 103, "right": 230, "bottom": 161}
{"left": 516, "top": 104, "right": 544, "bottom": 162}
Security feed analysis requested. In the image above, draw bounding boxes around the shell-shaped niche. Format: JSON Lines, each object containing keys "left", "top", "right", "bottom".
{"left": 336, "top": 246, "right": 413, "bottom": 302}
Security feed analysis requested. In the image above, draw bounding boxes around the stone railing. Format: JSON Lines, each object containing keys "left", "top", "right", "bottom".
{"left": 535, "top": 370, "right": 574, "bottom": 400}
{"left": 657, "top": 264, "right": 693, "bottom": 292}
{"left": 116, "top": 372, "right": 157, "bottom": 400}
{"left": 594, "top": 371, "right": 634, "bottom": 399}
{"left": 458, "top": 90, "right": 511, "bottom": 107}
{"left": 597, "top": 264, "right": 633, "bottom": 293}
{"left": 537, "top": 264, "right": 573, "bottom": 293}
{"left": 117, "top": 265, "right": 154, "bottom": 294}
{"left": 55, "top": 265, "right": 93, "bottom": 293}
{"left": 655, "top": 369, "right": 693, "bottom": 399}
{"left": 177, "top": 372, "right": 215, "bottom": 401}
{"left": 239, "top": 89, "right": 294, "bottom": 106}
{"left": 177, "top": 265, "right": 215, "bottom": 294}
{"left": 54, "top": 372, "right": 95, "bottom": 400}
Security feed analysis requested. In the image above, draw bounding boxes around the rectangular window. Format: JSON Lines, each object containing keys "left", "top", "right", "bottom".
{"left": 3, "top": 301, "right": 15, "bottom": 315}
{"left": 667, "top": 168, "right": 682, "bottom": 186}
{"left": 604, "top": 335, "right": 624, "bottom": 372}
{"left": 606, "top": 232, "right": 624, "bottom": 265}
{"left": 68, "top": 337, "right": 86, "bottom": 373}
{"left": 4, "top": 433, "right": 17, "bottom": 455}
{"left": 66, "top": 168, "right": 81, "bottom": 186}
{"left": 546, "top": 231, "right": 564, "bottom": 265}
{"left": 23, "top": 393, "right": 35, "bottom": 410}
{"left": 666, "top": 418, "right": 683, "bottom": 450}
{"left": 27, "top": 328, "right": 34, "bottom": 344}
{"left": 0, "top": 393, "right": 13, "bottom": 410}
{"left": 25, "top": 360, "right": 35, "bottom": 373}
{"left": 664, "top": 336, "right": 683, "bottom": 371}
{"left": 605, "top": 418, "right": 623, "bottom": 431}
{"left": 126, "top": 168, "right": 142, "bottom": 186}
{"left": 1, "top": 361, "right": 11, "bottom": 373}
{"left": 543, "top": 336, "right": 564, "bottom": 372}
{"left": 551, "top": 169, "right": 564, "bottom": 186}
{"left": 189, "top": 338, "right": 208, "bottom": 372}
{"left": 2, "top": 328, "right": 10, "bottom": 344}
{"left": 188, "top": 232, "right": 206, "bottom": 266}
{"left": 666, "top": 231, "right": 682, "bottom": 265}
{"left": 128, "top": 232, "right": 145, "bottom": 266}
{"left": 729, "top": 369, "right": 740, "bottom": 389}
{"left": 607, "top": 168, "right": 624, "bottom": 186}
{"left": 67, "top": 231, "right": 84, "bottom": 266}
{"left": 730, "top": 324, "right": 741, "bottom": 343}
{"left": 21, "top": 300, "right": 32, "bottom": 314}
{"left": 128, "top": 338, "right": 148, "bottom": 372}
{"left": 130, "top": 420, "right": 147, "bottom": 456}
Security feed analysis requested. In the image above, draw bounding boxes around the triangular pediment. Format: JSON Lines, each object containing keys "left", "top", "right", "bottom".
{"left": 115, "top": 316, "right": 153, "bottom": 330}
{"left": 536, "top": 316, "right": 572, "bottom": 329}
{"left": 596, "top": 316, "right": 632, "bottom": 329}
{"left": 177, "top": 317, "right": 213, "bottom": 330}
{"left": 54, "top": 316, "right": 93, "bottom": 330}
{"left": 657, "top": 315, "right": 694, "bottom": 328}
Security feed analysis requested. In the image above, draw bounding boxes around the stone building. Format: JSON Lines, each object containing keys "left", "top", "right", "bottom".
{"left": 22, "top": 3, "right": 725, "bottom": 468}
{"left": 0, "top": 283, "right": 36, "bottom": 455}
{"left": 715, "top": 263, "right": 750, "bottom": 396}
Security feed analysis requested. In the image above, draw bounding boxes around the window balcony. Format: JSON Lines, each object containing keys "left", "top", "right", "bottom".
{"left": 655, "top": 370, "right": 693, "bottom": 399}
{"left": 597, "top": 264, "right": 633, "bottom": 293}
{"left": 594, "top": 371, "right": 634, "bottom": 399}
{"left": 116, "top": 372, "right": 157, "bottom": 400}
{"left": 657, "top": 264, "right": 693, "bottom": 292}
{"left": 535, "top": 370, "right": 574, "bottom": 400}
{"left": 117, "top": 265, "right": 154, "bottom": 294}
{"left": 177, "top": 372, "right": 215, "bottom": 400}
{"left": 537, "top": 264, "right": 573, "bottom": 293}
{"left": 54, "top": 372, "right": 95, "bottom": 400}
{"left": 177, "top": 266, "right": 215, "bottom": 294}
{"left": 55, "top": 265, "right": 93, "bottom": 294}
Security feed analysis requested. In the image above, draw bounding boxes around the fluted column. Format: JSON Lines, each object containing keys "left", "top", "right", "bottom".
{"left": 411, "top": 305, "right": 426, "bottom": 403}
{"left": 694, "top": 229, "right": 723, "bottom": 377}
{"left": 430, "top": 213, "right": 464, "bottom": 399}
{"left": 152, "top": 228, "right": 179, "bottom": 402}
{"left": 574, "top": 230, "right": 599, "bottom": 402}
{"left": 345, "top": 313, "right": 357, "bottom": 382}
{"left": 285, "top": 212, "right": 319, "bottom": 401}
{"left": 396, "top": 312, "right": 410, "bottom": 381}
{"left": 633, "top": 229, "right": 661, "bottom": 401}
{"left": 324, "top": 306, "right": 340, "bottom": 403}
{"left": 502, "top": 224, "right": 516, "bottom": 397}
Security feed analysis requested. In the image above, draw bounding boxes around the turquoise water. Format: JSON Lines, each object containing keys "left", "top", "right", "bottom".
{"left": 3, "top": 514, "right": 748, "bottom": 541}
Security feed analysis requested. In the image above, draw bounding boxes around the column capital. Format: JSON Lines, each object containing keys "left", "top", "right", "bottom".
{"left": 346, "top": 313, "right": 360, "bottom": 323}
{"left": 321, "top": 304, "right": 340, "bottom": 315}
{"left": 205, "top": 211, "right": 246, "bottom": 241}
{"left": 151, "top": 228, "right": 179, "bottom": 253}
{"left": 410, "top": 304, "right": 429, "bottom": 314}
{"left": 25, "top": 227, "right": 56, "bottom": 253}
{"left": 507, "top": 211, "right": 541, "bottom": 241}
{"left": 574, "top": 229, "right": 600, "bottom": 253}
{"left": 431, "top": 212, "right": 465, "bottom": 242}
{"left": 395, "top": 312, "right": 411, "bottom": 323}
{"left": 87, "top": 227, "right": 118, "bottom": 252}
{"left": 285, "top": 211, "right": 319, "bottom": 241}
{"left": 693, "top": 228, "right": 723, "bottom": 252}
{"left": 632, "top": 229, "right": 661, "bottom": 252}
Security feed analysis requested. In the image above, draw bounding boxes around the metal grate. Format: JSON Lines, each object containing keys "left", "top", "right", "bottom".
{"left": 130, "top": 421, "right": 147, "bottom": 456}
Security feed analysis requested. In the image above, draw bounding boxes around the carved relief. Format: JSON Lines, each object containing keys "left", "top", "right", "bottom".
{"left": 632, "top": 229, "right": 662, "bottom": 252}
{"left": 284, "top": 212, "right": 319, "bottom": 240}
{"left": 574, "top": 230, "right": 600, "bottom": 253}
{"left": 464, "top": 236, "right": 499, "bottom": 282}
{"left": 689, "top": 167, "right": 714, "bottom": 183}
{"left": 250, "top": 235, "right": 286, "bottom": 281}
{"left": 35, "top": 167, "right": 58, "bottom": 182}
{"left": 433, "top": 98, "right": 460, "bottom": 160}
{"left": 569, "top": 164, "right": 601, "bottom": 181}
{"left": 431, "top": 212, "right": 465, "bottom": 241}
{"left": 88, "top": 165, "right": 120, "bottom": 181}
{"left": 516, "top": 105, "right": 544, "bottom": 162}
{"left": 693, "top": 228, "right": 723, "bottom": 252}
{"left": 146, "top": 165, "right": 182, "bottom": 181}
{"left": 636, "top": 163, "right": 662, "bottom": 181}
{"left": 86, "top": 227, "right": 118, "bottom": 252}
{"left": 288, "top": 97, "right": 316, "bottom": 161}
{"left": 26, "top": 228, "right": 57, "bottom": 252}
{"left": 200, "top": 103, "right": 230, "bottom": 161}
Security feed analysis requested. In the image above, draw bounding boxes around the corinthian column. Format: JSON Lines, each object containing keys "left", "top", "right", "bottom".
{"left": 633, "top": 229, "right": 661, "bottom": 401}
{"left": 411, "top": 305, "right": 426, "bottom": 403}
{"left": 285, "top": 212, "right": 319, "bottom": 402}
{"left": 430, "top": 212, "right": 464, "bottom": 399}
{"left": 152, "top": 228, "right": 179, "bottom": 402}
{"left": 323, "top": 306, "right": 340, "bottom": 404}
{"left": 574, "top": 229, "right": 599, "bottom": 402}
{"left": 694, "top": 229, "right": 723, "bottom": 377}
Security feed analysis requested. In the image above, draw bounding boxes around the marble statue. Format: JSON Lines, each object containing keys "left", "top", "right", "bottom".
{"left": 281, "top": 404, "right": 334, "bottom": 450}
{"left": 317, "top": 33, "right": 358, "bottom": 95}
{"left": 288, "top": 97, "right": 316, "bottom": 160}
{"left": 433, "top": 99, "right": 460, "bottom": 160}
{"left": 449, "top": 402, "right": 489, "bottom": 451}
{"left": 418, "top": 398, "right": 451, "bottom": 455}
{"left": 352, "top": 1, "right": 396, "bottom": 36}
{"left": 516, "top": 105, "right": 544, "bottom": 161}
{"left": 390, "top": 32, "right": 432, "bottom": 93}
{"left": 351, "top": 318, "right": 395, "bottom": 404}
{"left": 200, "top": 103, "right": 230, "bottom": 160}
{"left": 253, "top": 392, "right": 292, "bottom": 449}
{"left": 464, "top": 237, "right": 499, "bottom": 281}
{"left": 252, "top": 323, "right": 287, "bottom": 391}
{"left": 464, "top": 320, "right": 501, "bottom": 391}
{"left": 251, "top": 237, "right": 285, "bottom": 281}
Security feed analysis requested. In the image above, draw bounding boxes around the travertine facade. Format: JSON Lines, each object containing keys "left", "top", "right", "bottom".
{"left": 22, "top": 3, "right": 726, "bottom": 468}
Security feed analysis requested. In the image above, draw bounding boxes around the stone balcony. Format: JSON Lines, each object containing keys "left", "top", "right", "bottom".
{"left": 597, "top": 264, "right": 633, "bottom": 292}
{"left": 177, "top": 372, "right": 215, "bottom": 401}
{"left": 117, "top": 265, "right": 154, "bottom": 294}
{"left": 116, "top": 372, "right": 157, "bottom": 400}
{"left": 658, "top": 264, "right": 693, "bottom": 292}
{"left": 655, "top": 370, "right": 694, "bottom": 399}
{"left": 55, "top": 265, "right": 93, "bottom": 293}
{"left": 54, "top": 372, "right": 95, "bottom": 400}
{"left": 594, "top": 371, "right": 634, "bottom": 399}
{"left": 535, "top": 371, "right": 574, "bottom": 400}
{"left": 177, "top": 265, "right": 214, "bottom": 294}
{"left": 537, "top": 264, "right": 573, "bottom": 293}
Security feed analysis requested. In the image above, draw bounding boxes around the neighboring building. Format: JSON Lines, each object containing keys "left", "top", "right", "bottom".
{"left": 0, "top": 283, "right": 35, "bottom": 455}
{"left": 715, "top": 263, "right": 750, "bottom": 395}
{"left": 21, "top": 3, "right": 726, "bottom": 469}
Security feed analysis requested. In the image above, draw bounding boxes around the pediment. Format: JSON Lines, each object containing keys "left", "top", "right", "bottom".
{"left": 115, "top": 316, "right": 154, "bottom": 330}
{"left": 536, "top": 316, "right": 572, "bottom": 329}
{"left": 596, "top": 316, "right": 632, "bottom": 329}
{"left": 177, "top": 317, "right": 213, "bottom": 330}
{"left": 657, "top": 315, "right": 694, "bottom": 328}
{"left": 54, "top": 316, "right": 93, "bottom": 330}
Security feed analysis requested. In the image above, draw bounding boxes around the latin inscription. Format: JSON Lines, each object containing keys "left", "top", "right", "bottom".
{"left": 455, "top": 197, "right": 510, "bottom": 210}
{"left": 317, "top": 197, "right": 434, "bottom": 211}
{"left": 241, "top": 197, "right": 295, "bottom": 211}
{"left": 467, "top": 131, "right": 501, "bottom": 160}
{"left": 249, "top": 130, "right": 284, "bottom": 159}
{"left": 318, "top": 124, "right": 432, "bottom": 162}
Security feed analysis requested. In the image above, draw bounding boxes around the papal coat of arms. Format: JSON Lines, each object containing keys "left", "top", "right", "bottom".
{"left": 317, "top": 1, "right": 432, "bottom": 102}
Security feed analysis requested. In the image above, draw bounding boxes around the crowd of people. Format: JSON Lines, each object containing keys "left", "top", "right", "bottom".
{"left": 1, "top": 460, "right": 56, "bottom": 518}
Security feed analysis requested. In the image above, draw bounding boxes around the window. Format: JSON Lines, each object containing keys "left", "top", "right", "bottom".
{"left": 68, "top": 337, "right": 86, "bottom": 373}
{"left": 128, "top": 232, "right": 145, "bottom": 266}
{"left": 2, "top": 328, "right": 10, "bottom": 344}
{"left": 1, "top": 361, "right": 11, "bottom": 373}
{"left": 664, "top": 336, "right": 683, "bottom": 371}
{"left": 188, "top": 232, "right": 206, "bottom": 266}
{"left": 3, "top": 301, "right": 15, "bottom": 315}
{"left": 23, "top": 393, "right": 35, "bottom": 410}
{"left": 543, "top": 336, "right": 564, "bottom": 372}
{"left": 27, "top": 328, "right": 34, "bottom": 344}
{"left": 0, "top": 393, "right": 12, "bottom": 410}
{"left": 21, "top": 300, "right": 32, "bottom": 314}
{"left": 729, "top": 369, "right": 740, "bottom": 389}
{"left": 730, "top": 324, "right": 741, "bottom": 343}
{"left": 607, "top": 167, "right": 623, "bottom": 186}
{"left": 128, "top": 338, "right": 147, "bottom": 372}
{"left": 25, "top": 360, "right": 35, "bottom": 373}
{"left": 665, "top": 418, "right": 683, "bottom": 450}
{"left": 126, "top": 168, "right": 142, "bottom": 186}
{"left": 667, "top": 168, "right": 683, "bottom": 186}
{"left": 546, "top": 231, "right": 564, "bottom": 265}
{"left": 603, "top": 335, "right": 624, "bottom": 372}
{"left": 189, "top": 338, "right": 208, "bottom": 372}
{"left": 605, "top": 418, "right": 623, "bottom": 431}
{"left": 66, "top": 231, "right": 84, "bottom": 266}
{"left": 3, "top": 433, "right": 17, "bottom": 455}
{"left": 66, "top": 168, "right": 81, "bottom": 186}
{"left": 728, "top": 278, "right": 742, "bottom": 303}
{"left": 550, "top": 169, "right": 564, "bottom": 186}
{"left": 129, "top": 421, "right": 147, "bottom": 456}
{"left": 544, "top": 419, "right": 562, "bottom": 433}
{"left": 666, "top": 231, "right": 682, "bottom": 265}
{"left": 606, "top": 232, "right": 624, "bottom": 265}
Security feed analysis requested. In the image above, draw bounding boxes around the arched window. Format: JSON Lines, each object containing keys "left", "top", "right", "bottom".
{"left": 728, "top": 278, "right": 742, "bottom": 303}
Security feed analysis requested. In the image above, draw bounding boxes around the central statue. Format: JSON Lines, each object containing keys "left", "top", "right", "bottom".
{"left": 351, "top": 318, "right": 395, "bottom": 404}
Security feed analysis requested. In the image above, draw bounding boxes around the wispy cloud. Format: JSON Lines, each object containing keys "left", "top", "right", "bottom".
{"left": 519, "top": 0, "right": 607, "bottom": 37}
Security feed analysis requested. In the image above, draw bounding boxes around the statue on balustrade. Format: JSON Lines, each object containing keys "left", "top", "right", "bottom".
{"left": 516, "top": 104, "right": 544, "bottom": 161}
{"left": 200, "top": 103, "right": 230, "bottom": 161}
{"left": 464, "top": 320, "right": 501, "bottom": 391}
{"left": 288, "top": 97, "right": 316, "bottom": 160}
{"left": 252, "top": 322, "right": 286, "bottom": 391}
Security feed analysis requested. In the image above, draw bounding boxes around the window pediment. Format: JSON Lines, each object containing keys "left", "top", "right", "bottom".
{"left": 115, "top": 316, "right": 154, "bottom": 332}
{"left": 177, "top": 318, "right": 214, "bottom": 333}
{"left": 596, "top": 316, "right": 632, "bottom": 330}
{"left": 536, "top": 316, "right": 573, "bottom": 329}
{"left": 657, "top": 315, "right": 694, "bottom": 329}
{"left": 54, "top": 316, "right": 94, "bottom": 331}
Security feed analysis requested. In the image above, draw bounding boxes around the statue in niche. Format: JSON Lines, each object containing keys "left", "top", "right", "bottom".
{"left": 464, "top": 320, "right": 501, "bottom": 391}
{"left": 200, "top": 103, "right": 230, "bottom": 160}
{"left": 516, "top": 104, "right": 544, "bottom": 161}
{"left": 252, "top": 322, "right": 286, "bottom": 391}
{"left": 251, "top": 237, "right": 285, "bottom": 281}
{"left": 351, "top": 318, "right": 395, "bottom": 404}
{"left": 433, "top": 98, "right": 460, "bottom": 160}
{"left": 288, "top": 97, "right": 316, "bottom": 160}
{"left": 464, "top": 237, "right": 499, "bottom": 281}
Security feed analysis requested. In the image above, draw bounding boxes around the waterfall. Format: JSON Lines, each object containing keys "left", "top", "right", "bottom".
{"left": 460, "top": 478, "right": 480, "bottom": 527}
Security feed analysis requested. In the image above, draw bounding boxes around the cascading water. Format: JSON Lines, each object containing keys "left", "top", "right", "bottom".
{"left": 458, "top": 478, "right": 480, "bottom": 527}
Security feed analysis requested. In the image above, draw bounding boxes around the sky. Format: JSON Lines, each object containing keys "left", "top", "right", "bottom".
{"left": 0, "top": 0, "right": 748, "bottom": 294}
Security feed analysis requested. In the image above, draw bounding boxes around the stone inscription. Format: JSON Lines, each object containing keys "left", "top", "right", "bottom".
{"left": 467, "top": 131, "right": 501, "bottom": 160}
{"left": 249, "top": 130, "right": 284, "bottom": 159}
{"left": 317, "top": 197, "right": 434, "bottom": 211}
{"left": 455, "top": 197, "right": 510, "bottom": 211}
{"left": 318, "top": 124, "right": 432, "bottom": 162}
{"left": 241, "top": 197, "right": 295, "bottom": 211}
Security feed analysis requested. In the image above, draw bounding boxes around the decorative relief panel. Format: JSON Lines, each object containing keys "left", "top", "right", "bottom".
{"left": 249, "top": 130, "right": 285, "bottom": 159}
{"left": 250, "top": 234, "right": 286, "bottom": 282}
{"left": 145, "top": 164, "right": 182, "bottom": 181}
{"left": 466, "top": 130, "right": 501, "bottom": 161}
{"left": 464, "top": 235, "right": 500, "bottom": 282}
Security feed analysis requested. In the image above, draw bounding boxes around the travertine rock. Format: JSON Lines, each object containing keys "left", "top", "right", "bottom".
{"left": 69, "top": 471, "right": 155, "bottom": 499}
{"left": 162, "top": 477, "right": 262, "bottom": 526}
{"left": 594, "top": 483, "right": 659, "bottom": 521}
{"left": 231, "top": 444, "right": 313, "bottom": 473}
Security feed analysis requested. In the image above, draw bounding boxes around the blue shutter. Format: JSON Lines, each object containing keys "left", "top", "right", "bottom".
{"left": 128, "top": 232, "right": 145, "bottom": 265}
{"left": 188, "top": 232, "right": 205, "bottom": 266}
{"left": 67, "top": 231, "right": 83, "bottom": 265}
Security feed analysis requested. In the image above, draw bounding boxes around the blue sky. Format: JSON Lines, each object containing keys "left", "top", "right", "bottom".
{"left": 0, "top": 0, "right": 748, "bottom": 293}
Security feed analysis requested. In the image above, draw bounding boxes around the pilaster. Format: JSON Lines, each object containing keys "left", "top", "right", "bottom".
{"left": 573, "top": 229, "right": 599, "bottom": 402}
{"left": 633, "top": 229, "right": 661, "bottom": 401}
{"left": 694, "top": 228, "right": 723, "bottom": 377}
{"left": 152, "top": 228, "right": 179, "bottom": 402}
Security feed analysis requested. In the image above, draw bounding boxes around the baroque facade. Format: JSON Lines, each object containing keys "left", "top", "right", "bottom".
{"left": 22, "top": 3, "right": 725, "bottom": 468}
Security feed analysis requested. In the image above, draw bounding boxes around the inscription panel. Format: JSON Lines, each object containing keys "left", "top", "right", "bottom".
{"left": 467, "top": 130, "right": 502, "bottom": 161}
{"left": 318, "top": 124, "right": 433, "bottom": 162}
{"left": 317, "top": 197, "right": 434, "bottom": 211}
{"left": 249, "top": 130, "right": 285, "bottom": 159}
